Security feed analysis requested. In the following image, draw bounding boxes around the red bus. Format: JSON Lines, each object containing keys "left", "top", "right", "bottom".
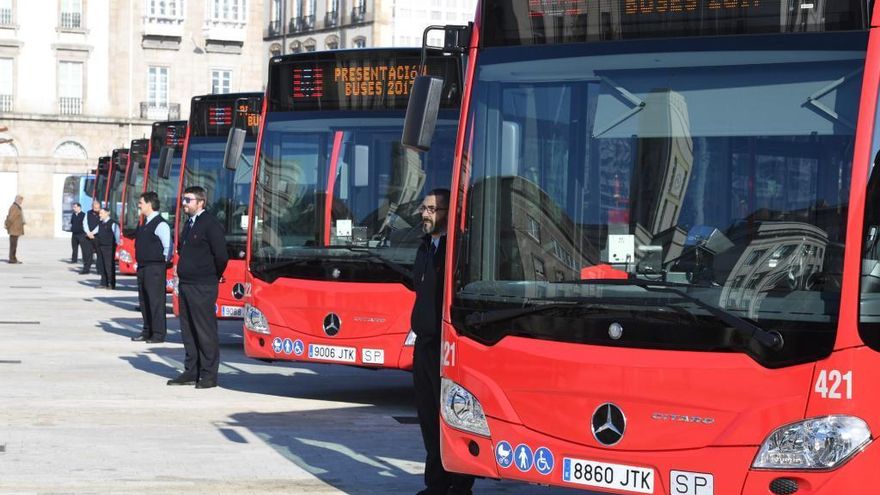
{"left": 91, "top": 155, "right": 111, "bottom": 204}
{"left": 145, "top": 120, "right": 188, "bottom": 292}
{"left": 117, "top": 139, "right": 150, "bottom": 275}
{"left": 106, "top": 148, "right": 129, "bottom": 223}
{"left": 242, "top": 48, "right": 462, "bottom": 369}
{"left": 403, "top": 1, "right": 880, "bottom": 493}
{"left": 171, "top": 92, "right": 263, "bottom": 319}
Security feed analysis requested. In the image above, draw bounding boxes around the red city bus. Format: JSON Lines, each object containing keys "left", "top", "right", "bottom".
{"left": 242, "top": 48, "right": 462, "bottom": 369}
{"left": 117, "top": 139, "right": 150, "bottom": 275}
{"left": 171, "top": 92, "right": 263, "bottom": 319}
{"left": 145, "top": 120, "right": 188, "bottom": 293}
{"left": 402, "top": 1, "right": 880, "bottom": 494}
{"left": 91, "top": 155, "right": 111, "bottom": 204}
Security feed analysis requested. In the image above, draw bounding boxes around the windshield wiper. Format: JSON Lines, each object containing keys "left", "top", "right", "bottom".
{"left": 340, "top": 247, "right": 413, "bottom": 282}
{"left": 570, "top": 279, "right": 785, "bottom": 351}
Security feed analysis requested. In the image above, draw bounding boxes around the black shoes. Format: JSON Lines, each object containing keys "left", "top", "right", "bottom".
{"left": 131, "top": 335, "right": 148, "bottom": 342}
{"left": 146, "top": 338, "right": 165, "bottom": 343}
{"left": 195, "top": 380, "right": 217, "bottom": 389}
{"left": 167, "top": 375, "right": 197, "bottom": 386}
{"left": 96, "top": 284, "right": 107, "bottom": 288}
{"left": 79, "top": 270, "right": 89, "bottom": 275}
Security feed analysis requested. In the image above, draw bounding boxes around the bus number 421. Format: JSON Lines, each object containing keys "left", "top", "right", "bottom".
{"left": 814, "top": 369, "right": 852, "bottom": 400}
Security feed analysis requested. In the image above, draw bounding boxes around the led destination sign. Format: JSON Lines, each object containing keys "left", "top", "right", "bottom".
{"left": 190, "top": 94, "right": 263, "bottom": 137}
{"left": 485, "top": 0, "right": 868, "bottom": 46}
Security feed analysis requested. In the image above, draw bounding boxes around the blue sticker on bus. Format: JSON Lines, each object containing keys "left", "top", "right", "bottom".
{"left": 282, "top": 338, "right": 294, "bottom": 355}
{"left": 293, "top": 339, "right": 304, "bottom": 356}
{"left": 495, "top": 441, "right": 513, "bottom": 469}
{"left": 514, "top": 444, "right": 533, "bottom": 472}
{"left": 534, "top": 447, "right": 554, "bottom": 475}
{"left": 272, "top": 337, "right": 283, "bottom": 353}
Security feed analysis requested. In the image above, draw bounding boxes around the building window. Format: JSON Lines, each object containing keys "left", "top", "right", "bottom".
{"left": 268, "top": 0, "right": 281, "bottom": 35}
{"left": 147, "top": 66, "right": 169, "bottom": 108}
{"left": 147, "top": 0, "right": 184, "bottom": 20}
{"left": 526, "top": 215, "right": 540, "bottom": 242}
{"left": 325, "top": 35, "right": 339, "bottom": 50}
{"left": 352, "top": 36, "right": 366, "bottom": 48}
{"left": 58, "top": 61, "right": 83, "bottom": 115}
{"left": 210, "top": 0, "right": 246, "bottom": 22}
{"left": 0, "top": 58, "right": 12, "bottom": 112}
{"left": 325, "top": 0, "right": 338, "bottom": 26}
{"left": 303, "top": 38, "right": 316, "bottom": 52}
{"left": 60, "top": 0, "right": 83, "bottom": 29}
{"left": 211, "top": 69, "right": 231, "bottom": 94}
{"left": 0, "top": 0, "right": 13, "bottom": 27}
{"left": 351, "top": 0, "right": 366, "bottom": 22}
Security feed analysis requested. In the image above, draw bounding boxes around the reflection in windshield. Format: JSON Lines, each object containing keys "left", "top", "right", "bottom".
{"left": 123, "top": 166, "right": 145, "bottom": 237}
{"left": 179, "top": 138, "right": 255, "bottom": 257}
{"left": 250, "top": 112, "right": 457, "bottom": 282}
{"left": 145, "top": 156, "right": 181, "bottom": 224}
{"left": 454, "top": 33, "right": 865, "bottom": 361}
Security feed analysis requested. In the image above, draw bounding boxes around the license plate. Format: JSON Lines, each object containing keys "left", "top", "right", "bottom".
{"left": 670, "top": 470, "right": 713, "bottom": 495}
{"left": 308, "top": 344, "right": 356, "bottom": 363}
{"left": 221, "top": 306, "right": 243, "bottom": 318}
{"left": 361, "top": 348, "right": 384, "bottom": 365}
{"left": 562, "top": 457, "right": 654, "bottom": 494}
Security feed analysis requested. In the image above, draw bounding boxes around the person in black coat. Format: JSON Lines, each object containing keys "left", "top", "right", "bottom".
{"left": 69, "top": 202, "right": 85, "bottom": 263}
{"left": 411, "top": 188, "right": 475, "bottom": 495}
{"left": 81, "top": 200, "right": 101, "bottom": 274}
{"left": 93, "top": 207, "right": 120, "bottom": 289}
{"left": 167, "top": 186, "right": 228, "bottom": 389}
{"left": 131, "top": 191, "right": 172, "bottom": 344}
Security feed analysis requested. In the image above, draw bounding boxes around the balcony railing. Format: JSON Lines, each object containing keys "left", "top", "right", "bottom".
{"left": 60, "top": 11, "right": 82, "bottom": 30}
{"left": 325, "top": 11, "right": 338, "bottom": 27}
{"left": 0, "top": 8, "right": 13, "bottom": 27}
{"left": 267, "top": 19, "right": 281, "bottom": 36}
{"left": 350, "top": 6, "right": 367, "bottom": 23}
{"left": 0, "top": 94, "right": 12, "bottom": 112}
{"left": 140, "top": 102, "right": 180, "bottom": 120}
{"left": 59, "top": 97, "right": 83, "bottom": 115}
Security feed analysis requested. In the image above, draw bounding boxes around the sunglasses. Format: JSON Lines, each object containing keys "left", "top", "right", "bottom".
{"left": 181, "top": 197, "right": 197, "bottom": 204}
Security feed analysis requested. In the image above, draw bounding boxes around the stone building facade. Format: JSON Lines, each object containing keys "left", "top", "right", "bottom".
{"left": 0, "top": 0, "right": 265, "bottom": 238}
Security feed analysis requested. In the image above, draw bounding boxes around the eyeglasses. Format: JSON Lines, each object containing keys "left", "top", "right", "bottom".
{"left": 181, "top": 197, "right": 196, "bottom": 204}
{"left": 417, "top": 205, "right": 447, "bottom": 214}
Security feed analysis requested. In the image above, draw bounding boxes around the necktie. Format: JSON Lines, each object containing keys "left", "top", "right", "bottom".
{"left": 182, "top": 216, "right": 194, "bottom": 241}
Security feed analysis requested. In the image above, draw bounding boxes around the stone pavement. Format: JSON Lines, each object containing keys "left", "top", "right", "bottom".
{"left": 0, "top": 239, "right": 582, "bottom": 495}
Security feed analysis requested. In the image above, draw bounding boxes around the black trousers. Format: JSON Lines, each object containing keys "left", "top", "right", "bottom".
{"left": 82, "top": 238, "right": 97, "bottom": 272}
{"left": 8, "top": 235, "right": 18, "bottom": 262}
{"left": 71, "top": 233, "right": 85, "bottom": 262}
{"left": 413, "top": 335, "right": 475, "bottom": 494}
{"left": 137, "top": 264, "right": 167, "bottom": 340}
{"left": 96, "top": 243, "right": 116, "bottom": 288}
{"left": 178, "top": 283, "right": 220, "bottom": 382}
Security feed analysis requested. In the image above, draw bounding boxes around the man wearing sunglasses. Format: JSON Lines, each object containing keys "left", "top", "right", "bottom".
{"left": 167, "top": 186, "right": 228, "bottom": 389}
{"left": 411, "top": 189, "right": 475, "bottom": 495}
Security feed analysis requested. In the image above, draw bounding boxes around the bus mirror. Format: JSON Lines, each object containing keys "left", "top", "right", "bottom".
{"left": 224, "top": 128, "right": 246, "bottom": 171}
{"left": 158, "top": 148, "right": 174, "bottom": 179}
{"left": 402, "top": 76, "right": 444, "bottom": 152}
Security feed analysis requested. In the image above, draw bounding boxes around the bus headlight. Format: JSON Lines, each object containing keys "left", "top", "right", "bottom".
{"left": 244, "top": 304, "right": 270, "bottom": 334}
{"left": 118, "top": 249, "right": 132, "bottom": 264}
{"left": 441, "top": 378, "right": 490, "bottom": 437}
{"left": 752, "top": 415, "right": 871, "bottom": 470}
{"left": 404, "top": 330, "right": 416, "bottom": 346}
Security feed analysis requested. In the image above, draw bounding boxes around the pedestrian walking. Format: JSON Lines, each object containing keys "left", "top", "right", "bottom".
{"left": 93, "top": 207, "right": 120, "bottom": 289}
{"left": 4, "top": 195, "right": 24, "bottom": 264}
{"left": 167, "top": 186, "right": 228, "bottom": 389}
{"left": 70, "top": 202, "right": 86, "bottom": 263}
{"left": 410, "top": 188, "right": 475, "bottom": 495}
{"left": 132, "top": 192, "right": 171, "bottom": 344}
{"left": 81, "top": 200, "right": 101, "bottom": 274}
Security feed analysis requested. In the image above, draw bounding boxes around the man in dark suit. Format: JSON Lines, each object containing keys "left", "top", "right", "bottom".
{"left": 132, "top": 191, "right": 171, "bottom": 344}
{"left": 93, "top": 207, "right": 120, "bottom": 289}
{"left": 411, "top": 189, "right": 475, "bottom": 495}
{"left": 81, "top": 200, "right": 101, "bottom": 274}
{"left": 70, "top": 202, "right": 85, "bottom": 263}
{"left": 168, "top": 186, "right": 228, "bottom": 389}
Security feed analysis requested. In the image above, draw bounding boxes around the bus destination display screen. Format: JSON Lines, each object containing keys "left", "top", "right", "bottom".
{"left": 268, "top": 51, "right": 461, "bottom": 112}
{"left": 191, "top": 95, "right": 263, "bottom": 137}
{"left": 483, "top": 0, "right": 869, "bottom": 46}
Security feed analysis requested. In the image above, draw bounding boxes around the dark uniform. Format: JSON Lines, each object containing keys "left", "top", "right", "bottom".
{"left": 82, "top": 209, "right": 100, "bottom": 274}
{"left": 95, "top": 219, "right": 118, "bottom": 289}
{"left": 411, "top": 234, "right": 475, "bottom": 495}
{"left": 176, "top": 211, "right": 228, "bottom": 386}
{"left": 70, "top": 210, "right": 85, "bottom": 263}
{"left": 135, "top": 214, "right": 169, "bottom": 342}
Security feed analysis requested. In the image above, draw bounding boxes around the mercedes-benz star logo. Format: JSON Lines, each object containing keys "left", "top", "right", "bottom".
{"left": 591, "top": 403, "right": 626, "bottom": 446}
{"left": 231, "top": 283, "right": 245, "bottom": 300}
{"left": 323, "top": 313, "right": 341, "bottom": 337}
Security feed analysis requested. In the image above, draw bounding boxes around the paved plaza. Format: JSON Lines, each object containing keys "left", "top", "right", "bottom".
{"left": 0, "top": 238, "right": 580, "bottom": 495}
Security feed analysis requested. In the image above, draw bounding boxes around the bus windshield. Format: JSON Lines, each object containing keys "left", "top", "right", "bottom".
{"left": 107, "top": 161, "right": 127, "bottom": 221}
{"left": 180, "top": 136, "right": 255, "bottom": 258}
{"left": 453, "top": 32, "right": 866, "bottom": 367}
{"left": 146, "top": 154, "right": 182, "bottom": 223}
{"left": 123, "top": 166, "right": 145, "bottom": 237}
{"left": 250, "top": 111, "right": 458, "bottom": 284}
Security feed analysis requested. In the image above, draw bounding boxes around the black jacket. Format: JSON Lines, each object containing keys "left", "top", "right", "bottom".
{"left": 71, "top": 211, "right": 85, "bottom": 234}
{"left": 410, "top": 234, "right": 446, "bottom": 342}
{"left": 177, "top": 210, "right": 229, "bottom": 285}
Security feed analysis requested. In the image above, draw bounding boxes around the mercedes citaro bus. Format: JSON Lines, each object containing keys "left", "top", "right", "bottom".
{"left": 145, "top": 120, "right": 187, "bottom": 292}
{"left": 171, "top": 92, "right": 263, "bottom": 319}
{"left": 106, "top": 148, "right": 129, "bottom": 222}
{"left": 117, "top": 139, "right": 149, "bottom": 275}
{"left": 403, "top": 1, "right": 880, "bottom": 494}
{"left": 91, "top": 155, "right": 111, "bottom": 205}
{"left": 242, "top": 48, "right": 462, "bottom": 369}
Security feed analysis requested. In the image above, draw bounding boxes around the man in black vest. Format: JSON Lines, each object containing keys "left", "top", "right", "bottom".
{"left": 168, "top": 186, "right": 228, "bottom": 389}
{"left": 70, "top": 202, "right": 85, "bottom": 263}
{"left": 132, "top": 191, "right": 171, "bottom": 343}
{"left": 411, "top": 189, "right": 475, "bottom": 495}
{"left": 93, "top": 207, "right": 120, "bottom": 289}
{"left": 81, "top": 200, "right": 101, "bottom": 274}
